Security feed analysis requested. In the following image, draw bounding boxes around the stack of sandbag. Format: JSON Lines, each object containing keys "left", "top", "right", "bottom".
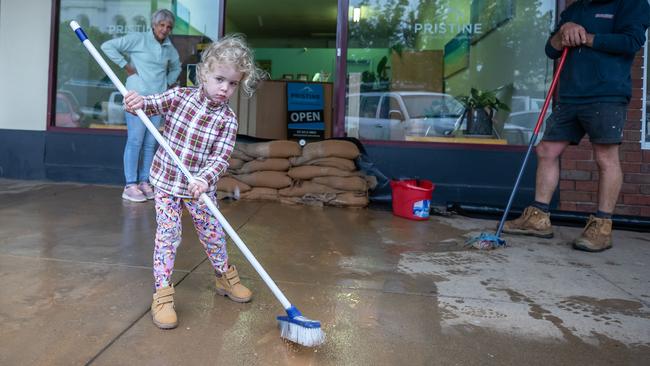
{"left": 218, "top": 139, "right": 375, "bottom": 208}
{"left": 280, "top": 140, "right": 374, "bottom": 208}
{"left": 217, "top": 140, "right": 300, "bottom": 200}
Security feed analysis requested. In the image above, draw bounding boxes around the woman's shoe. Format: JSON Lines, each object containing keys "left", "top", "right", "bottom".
{"left": 138, "top": 182, "right": 155, "bottom": 200}
{"left": 122, "top": 184, "right": 147, "bottom": 202}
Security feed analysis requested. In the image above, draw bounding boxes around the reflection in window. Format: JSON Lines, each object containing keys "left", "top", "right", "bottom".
{"left": 345, "top": 0, "right": 556, "bottom": 145}
{"left": 132, "top": 15, "right": 147, "bottom": 31}
{"left": 360, "top": 96, "right": 380, "bottom": 117}
{"left": 54, "top": 0, "right": 220, "bottom": 129}
{"left": 644, "top": 33, "right": 650, "bottom": 149}
{"left": 113, "top": 15, "right": 126, "bottom": 29}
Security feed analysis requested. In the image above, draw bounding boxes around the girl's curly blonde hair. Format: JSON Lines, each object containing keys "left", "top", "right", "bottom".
{"left": 196, "top": 34, "right": 266, "bottom": 97}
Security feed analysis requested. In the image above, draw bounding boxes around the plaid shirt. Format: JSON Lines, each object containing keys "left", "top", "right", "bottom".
{"left": 143, "top": 87, "right": 237, "bottom": 197}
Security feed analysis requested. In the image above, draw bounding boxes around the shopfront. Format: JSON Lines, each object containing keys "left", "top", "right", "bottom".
{"left": 50, "top": 0, "right": 556, "bottom": 143}
{"left": 1, "top": 0, "right": 649, "bottom": 216}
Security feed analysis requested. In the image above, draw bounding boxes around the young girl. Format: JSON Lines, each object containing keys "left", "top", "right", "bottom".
{"left": 124, "top": 34, "right": 264, "bottom": 329}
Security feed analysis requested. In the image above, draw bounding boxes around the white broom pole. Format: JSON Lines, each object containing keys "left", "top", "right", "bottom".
{"left": 70, "top": 21, "right": 292, "bottom": 310}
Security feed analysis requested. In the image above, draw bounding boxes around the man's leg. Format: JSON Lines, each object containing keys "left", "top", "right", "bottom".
{"left": 592, "top": 143, "right": 622, "bottom": 214}
{"left": 572, "top": 143, "right": 619, "bottom": 252}
{"left": 534, "top": 140, "right": 570, "bottom": 204}
{"left": 572, "top": 106, "right": 624, "bottom": 253}
{"left": 501, "top": 140, "right": 569, "bottom": 238}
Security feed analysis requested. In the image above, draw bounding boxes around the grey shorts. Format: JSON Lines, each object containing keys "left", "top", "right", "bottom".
{"left": 542, "top": 102, "right": 627, "bottom": 144}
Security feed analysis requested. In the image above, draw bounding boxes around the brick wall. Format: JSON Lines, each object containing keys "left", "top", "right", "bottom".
{"left": 558, "top": 52, "right": 650, "bottom": 217}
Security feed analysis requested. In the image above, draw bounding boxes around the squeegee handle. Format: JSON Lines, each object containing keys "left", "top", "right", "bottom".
{"left": 70, "top": 21, "right": 292, "bottom": 310}
{"left": 533, "top": 47, "right": 568, "bottom": 135}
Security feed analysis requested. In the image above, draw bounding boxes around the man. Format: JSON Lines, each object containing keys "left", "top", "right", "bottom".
{"left": 503, "top": 0, "right": 649, "bottom": 252}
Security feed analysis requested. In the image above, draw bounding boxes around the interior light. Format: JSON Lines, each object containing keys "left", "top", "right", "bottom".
{"left": 352, "top": 7, "right": 361, "bottom": 23}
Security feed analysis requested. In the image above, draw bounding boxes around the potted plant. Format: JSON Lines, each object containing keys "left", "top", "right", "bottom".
{"left": 456, "top": 87, "right": 510, "bottom": 136}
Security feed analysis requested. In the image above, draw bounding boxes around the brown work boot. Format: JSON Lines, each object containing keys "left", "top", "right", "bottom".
{"left": 151, "top": 286, "right": 178, "bottom": 329}
{"left": 215, "top": 265, "right": 252, "bottom": 303}
{"left": 502, "top": 206, "right": 554, "bottom": 238}
{"left": 573, "top": 215, "right": 613, "bottom": 253}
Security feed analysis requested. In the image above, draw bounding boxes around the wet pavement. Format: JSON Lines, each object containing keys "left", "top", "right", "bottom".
{"left": 0, "top": 179, "right": 649, "bottom": 365}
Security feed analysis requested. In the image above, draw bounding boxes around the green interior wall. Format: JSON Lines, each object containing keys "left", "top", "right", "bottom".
{"left": 252, "top": 48, "right": 336, "bottom": 80}
{"left": 253, "top": 48, "right": 391, "bottom": 81}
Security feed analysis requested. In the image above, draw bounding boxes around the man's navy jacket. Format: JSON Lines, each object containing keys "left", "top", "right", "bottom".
{"left": 546, "top": 0, "right": 650, "bottom": 103}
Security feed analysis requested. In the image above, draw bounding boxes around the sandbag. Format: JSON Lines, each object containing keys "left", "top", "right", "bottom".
{"left": 289, "top": 156, "right": 356, "bottom": 171}
{"left": 240, "top": 140, "right": 301, "bottom": 158}
{"left": 231, "top": 147, "right": 255, "bottom": 162}
{"left": 240, "top": 187, "right": 279, "bottom": 201}
{"left": 228, "top": 158, "right": 245, "bottom": 170}
{"left": 235, "top": 171, "right": 292, "bottom": 189}
{"left": 217, "top": 176, "right": 251, "bottom": 193}
{"left": 291, "top": 140, "right": 360, "bottom": 165}
{"left": 312, "top": 176, "right": 368, "bottom": 191}
{"left": 288, "top": 166, "right": 360, "bottom": 180}
{"left": 330, "top": 191, "right": 369, "bottom": 208}
{"left": 279, "top": 181, "right": 342, "bottom": 197}
{"left": 280, "top": 193, "right": 337, "bottom": 207}
{"left": 364, "top": 175, "right": 378, "bottom": 190}
{"left": 237, "top": 158, "right": 290, "bottom": 174}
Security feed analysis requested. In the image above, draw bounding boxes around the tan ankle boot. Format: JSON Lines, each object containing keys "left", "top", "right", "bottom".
{"left": 215, "top": 265, "right": 252, "bottom": 303}
{"left": 502, "top": 206, "right": 553, "bottom": 238}
{"left": 151, "top": 286, "right": 178, "bottom": 329}
{"left": 573, "top": 215, "right": 613, "bottom": 252}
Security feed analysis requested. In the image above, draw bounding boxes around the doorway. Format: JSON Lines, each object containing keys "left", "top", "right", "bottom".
{"left": 224, "top": 0, "right": 340, "bottom": 140}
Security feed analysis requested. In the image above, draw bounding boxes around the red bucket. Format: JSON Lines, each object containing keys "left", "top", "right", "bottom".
{"left": 390, "top": 179, "right": 435, "bottom": 220}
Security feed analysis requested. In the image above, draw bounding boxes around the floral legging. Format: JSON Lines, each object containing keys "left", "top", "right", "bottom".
{"left": 153, "top": 190, "right": 228, "bottom": 289}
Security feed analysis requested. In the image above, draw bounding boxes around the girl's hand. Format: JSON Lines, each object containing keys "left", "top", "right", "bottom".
{"left": 123, "top": 91, "right": 144, "bottom": 114}
{"left": 188, "top": 179, "right": 209, "bottom": 199}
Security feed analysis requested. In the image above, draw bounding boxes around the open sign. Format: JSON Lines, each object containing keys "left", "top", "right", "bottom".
{"left": 289, "top": 110, "right": 322, "bottom": 122}
{"left": 287, "top": 83, "right": 324, "bottom": 139}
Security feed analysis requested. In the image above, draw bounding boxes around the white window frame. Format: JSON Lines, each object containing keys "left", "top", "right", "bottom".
{"left": 640, "top": 30, "right": 650, "bottom": 150}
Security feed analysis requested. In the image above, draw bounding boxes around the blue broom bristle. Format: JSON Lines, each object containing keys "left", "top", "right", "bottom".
{"left": 466, "top": 232, "right": 506, "bottom": 250}
{"left": 277, "top": 306, "right": 325, "bottom": 347}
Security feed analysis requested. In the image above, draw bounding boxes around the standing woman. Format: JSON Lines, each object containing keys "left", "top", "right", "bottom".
{"left": 101, "top": 9, "right": 181, "bottom": 202}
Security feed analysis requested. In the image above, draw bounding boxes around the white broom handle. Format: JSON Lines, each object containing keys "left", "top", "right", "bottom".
{"left": 70, "top": 21, "right": 292, "bottom": 310}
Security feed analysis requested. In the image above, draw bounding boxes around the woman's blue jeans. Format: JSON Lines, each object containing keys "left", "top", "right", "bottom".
{"left": 123, "top": 112, "right": 161, "bottom": 185}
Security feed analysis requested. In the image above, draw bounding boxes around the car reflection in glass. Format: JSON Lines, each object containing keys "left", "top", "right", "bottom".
{"left": 348, "top": 91, "right": 547, "bottom": 145}
{"left": 348, "top": 91, "right": 465, "bottom": 140}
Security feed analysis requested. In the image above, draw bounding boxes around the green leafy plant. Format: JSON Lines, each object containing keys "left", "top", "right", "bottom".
{"left": 457, "top": 88, "right": 510, "bottom": 112}
{"left": 454, "top": 88, "right": 511, "bottom": 136}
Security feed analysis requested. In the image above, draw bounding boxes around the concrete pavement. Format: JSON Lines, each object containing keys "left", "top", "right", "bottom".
{"left": 0, "top": 179, "right": 648, "bottom": 365}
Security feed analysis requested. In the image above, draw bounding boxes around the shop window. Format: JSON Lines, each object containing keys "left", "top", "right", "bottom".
{"left": 345, "top": 0, "right": 557, "bottom": 145}
{"left": 360, "top": 95, "right": 380, "bottom": 117}
{"left": 53, "top": 0, "right": 220, "bottom": 129}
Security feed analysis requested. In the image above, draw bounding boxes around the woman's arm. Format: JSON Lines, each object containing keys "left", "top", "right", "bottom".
{"left": 167, "top": 49, "right": 182, "bottom": 87}
{"left": 100, "top": 33, "right": 140, "bottom": 69}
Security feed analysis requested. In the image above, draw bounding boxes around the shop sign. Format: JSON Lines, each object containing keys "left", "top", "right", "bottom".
{"left": 107, "top": 24, "right": 148, "bottom": 35}
{"left": 286, "top": 83, "right": 324, "bottom": 140}
{"left": 413, "top": 23, "right": 482, "bottom": 35}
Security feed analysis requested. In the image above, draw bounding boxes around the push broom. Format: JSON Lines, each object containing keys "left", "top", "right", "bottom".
{"left": 467, "top": 47, "right": 568, "bottom": 250}
{"left": 69, "top": 21, "right": 325, "bottom": 347}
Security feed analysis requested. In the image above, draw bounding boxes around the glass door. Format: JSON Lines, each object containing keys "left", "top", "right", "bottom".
{"left": 225, "top": 0, "right": 339, "bottom": 140}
